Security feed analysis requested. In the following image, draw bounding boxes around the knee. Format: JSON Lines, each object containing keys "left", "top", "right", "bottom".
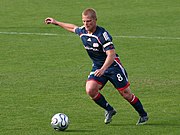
{"left": 86, "top": 80, "right": 101, "bottom": 99}
{"left": 119, "top": 87, "right": 133, "bottom": 102}
{"left": 86, "top": 83, "right": 99, "bottom": 98}
{"left": 86, "top": 87, "right": 98, "bottom": 98}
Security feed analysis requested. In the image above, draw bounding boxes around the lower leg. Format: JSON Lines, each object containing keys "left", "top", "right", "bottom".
{"left": 119, "top": 87, "right": 147, "bottom": 117}
{"left": 93, "top": 93, "right": 114, "bottom": 111}
{"left": 86, "top": 80, "right": 114, "bottom": 111}
{"left": 129, "top": 94, "right": 147, "bottom": 116}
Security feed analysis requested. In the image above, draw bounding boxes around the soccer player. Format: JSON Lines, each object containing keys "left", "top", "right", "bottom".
{"left": 45, "top": 8, "right": 148, "bottom": 125}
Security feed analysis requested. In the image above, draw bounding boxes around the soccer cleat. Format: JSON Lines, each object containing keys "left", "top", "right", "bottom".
{"left": 136, "top": 115, "right": 149, "bottom": 125}
{"left": 104, "top": 109, "right": 117, "bottom": 124}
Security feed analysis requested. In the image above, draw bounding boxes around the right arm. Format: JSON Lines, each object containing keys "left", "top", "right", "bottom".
{"left": 44, "top": 17, "right": 78, "bottom": 33}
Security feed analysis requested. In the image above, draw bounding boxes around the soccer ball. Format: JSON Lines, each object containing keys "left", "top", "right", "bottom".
{"left": 51, "top": 113, "right": 69, "bottom": 131}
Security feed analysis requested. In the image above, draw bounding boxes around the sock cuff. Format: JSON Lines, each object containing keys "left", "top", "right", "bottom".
{"left": 130, "top": 94, "right": 139, "bottom": 104}
{"left": 93, "top": 93, "right": 101, "bottom": 101}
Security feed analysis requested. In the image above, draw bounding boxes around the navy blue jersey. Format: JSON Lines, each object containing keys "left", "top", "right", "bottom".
{"left": 75, "top": 26, "right": 119, "bottom": 68}
{"left": 75, "top": 26, "right": 129, "bottom": 90}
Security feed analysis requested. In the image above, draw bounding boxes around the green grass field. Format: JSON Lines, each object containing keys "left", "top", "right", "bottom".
{"left": 0, "top": 0, "right": 179, "bottom": 135}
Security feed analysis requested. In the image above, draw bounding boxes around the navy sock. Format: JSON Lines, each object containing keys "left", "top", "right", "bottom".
{"left": 93, "top": 93, "right": 113, "bottom": 111}
{"left": 130, "top": 95, "right": 147, "bottom": 117}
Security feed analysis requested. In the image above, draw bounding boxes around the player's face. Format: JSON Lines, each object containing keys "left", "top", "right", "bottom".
{"left": 82, "top": 15, "right": 96, "bottom": 34}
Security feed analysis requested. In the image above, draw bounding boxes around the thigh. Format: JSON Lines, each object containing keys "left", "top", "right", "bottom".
{"left": 87, "top": 70, "right": 108, "bottom": 90}
{"left": 86, "top": 80, "right": 102, "bottom": 91}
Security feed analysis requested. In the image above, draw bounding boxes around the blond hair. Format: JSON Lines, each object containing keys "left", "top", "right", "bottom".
{"left": 82, "top": 8, "right": 97, "bottom": 20}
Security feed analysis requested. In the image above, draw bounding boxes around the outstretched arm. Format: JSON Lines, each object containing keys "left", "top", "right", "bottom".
{"left": 45, "top": 17, "right": 78, "bottom": 33}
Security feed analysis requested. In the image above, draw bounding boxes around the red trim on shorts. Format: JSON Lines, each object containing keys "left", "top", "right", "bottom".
{"left": 86, "top": 79, "right": 104, "bottom": 90}
{"left": 86, "top": 79, "right": 103, "bottom": 85}
{"left": 117, "top": 82, "right": 130, "bottom": 91}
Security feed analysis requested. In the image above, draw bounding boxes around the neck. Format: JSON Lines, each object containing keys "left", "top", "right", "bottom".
{"left": 88, "top": 26, "right": 97, "bottom": 34}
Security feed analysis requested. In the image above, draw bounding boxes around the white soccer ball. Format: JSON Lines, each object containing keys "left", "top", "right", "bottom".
{"left": 51, "top": 113, "right": 69, "bottom": 131}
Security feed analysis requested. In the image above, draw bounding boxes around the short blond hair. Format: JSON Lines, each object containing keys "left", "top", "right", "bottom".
{"left": 82, "top": 8, "right": 97, "bottom": 20}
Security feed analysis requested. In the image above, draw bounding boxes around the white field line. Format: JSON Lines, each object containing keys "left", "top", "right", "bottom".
{"left": 0, "top": 31, "right": 58, "bottom": 36}
{"left": 113, "top": 35, "right": 180, "bottom": 40}
{"left": 0, "top": 31, "right": 180, "bottom": 40}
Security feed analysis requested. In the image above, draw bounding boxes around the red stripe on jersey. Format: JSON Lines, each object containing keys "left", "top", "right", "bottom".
{"left": 114, "top": 57, "right": 121, "bottom": 65}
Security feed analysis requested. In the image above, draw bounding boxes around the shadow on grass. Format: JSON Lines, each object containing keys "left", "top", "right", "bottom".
{"left": 109, "top": 123, "right": 180, "bottom": 127}
{"left": 144, "top": 123, "right": 180, "bottom": 127}
{"left": 63, "top": 129, "right": 95, "bottom": 133}
{"left": 109, "top": 123, "right": 135, "bottom": 127}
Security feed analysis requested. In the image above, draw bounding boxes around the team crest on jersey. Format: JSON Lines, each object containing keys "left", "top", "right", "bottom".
{"left": 93, "top": 43, "right": 99, "bottom": 47}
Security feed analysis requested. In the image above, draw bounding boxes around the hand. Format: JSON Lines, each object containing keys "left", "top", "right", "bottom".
{"left": 94, "top": 69, "right": 105, "bottom": 77}
{"left": 44, "top": 17, "right": 55, "bottom": 24}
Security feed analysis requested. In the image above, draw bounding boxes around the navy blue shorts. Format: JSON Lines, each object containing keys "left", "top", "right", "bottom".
{"left": 87, "top": 64, "right": 130, "bottom": 91}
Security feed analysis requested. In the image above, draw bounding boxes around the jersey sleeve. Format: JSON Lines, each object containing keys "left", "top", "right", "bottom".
{"left": 100, "top": 31, "right": 115, "bottom": 51}
{"left": 75, "top": 26, "right": 84, "bottom": 36}
{"left": 75, "top": 27, "right": 80, "bottom": 35}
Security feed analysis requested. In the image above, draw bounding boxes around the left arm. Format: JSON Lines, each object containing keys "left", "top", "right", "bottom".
{"left": 94, "top": 49, "right": 116, "bottom": 77}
